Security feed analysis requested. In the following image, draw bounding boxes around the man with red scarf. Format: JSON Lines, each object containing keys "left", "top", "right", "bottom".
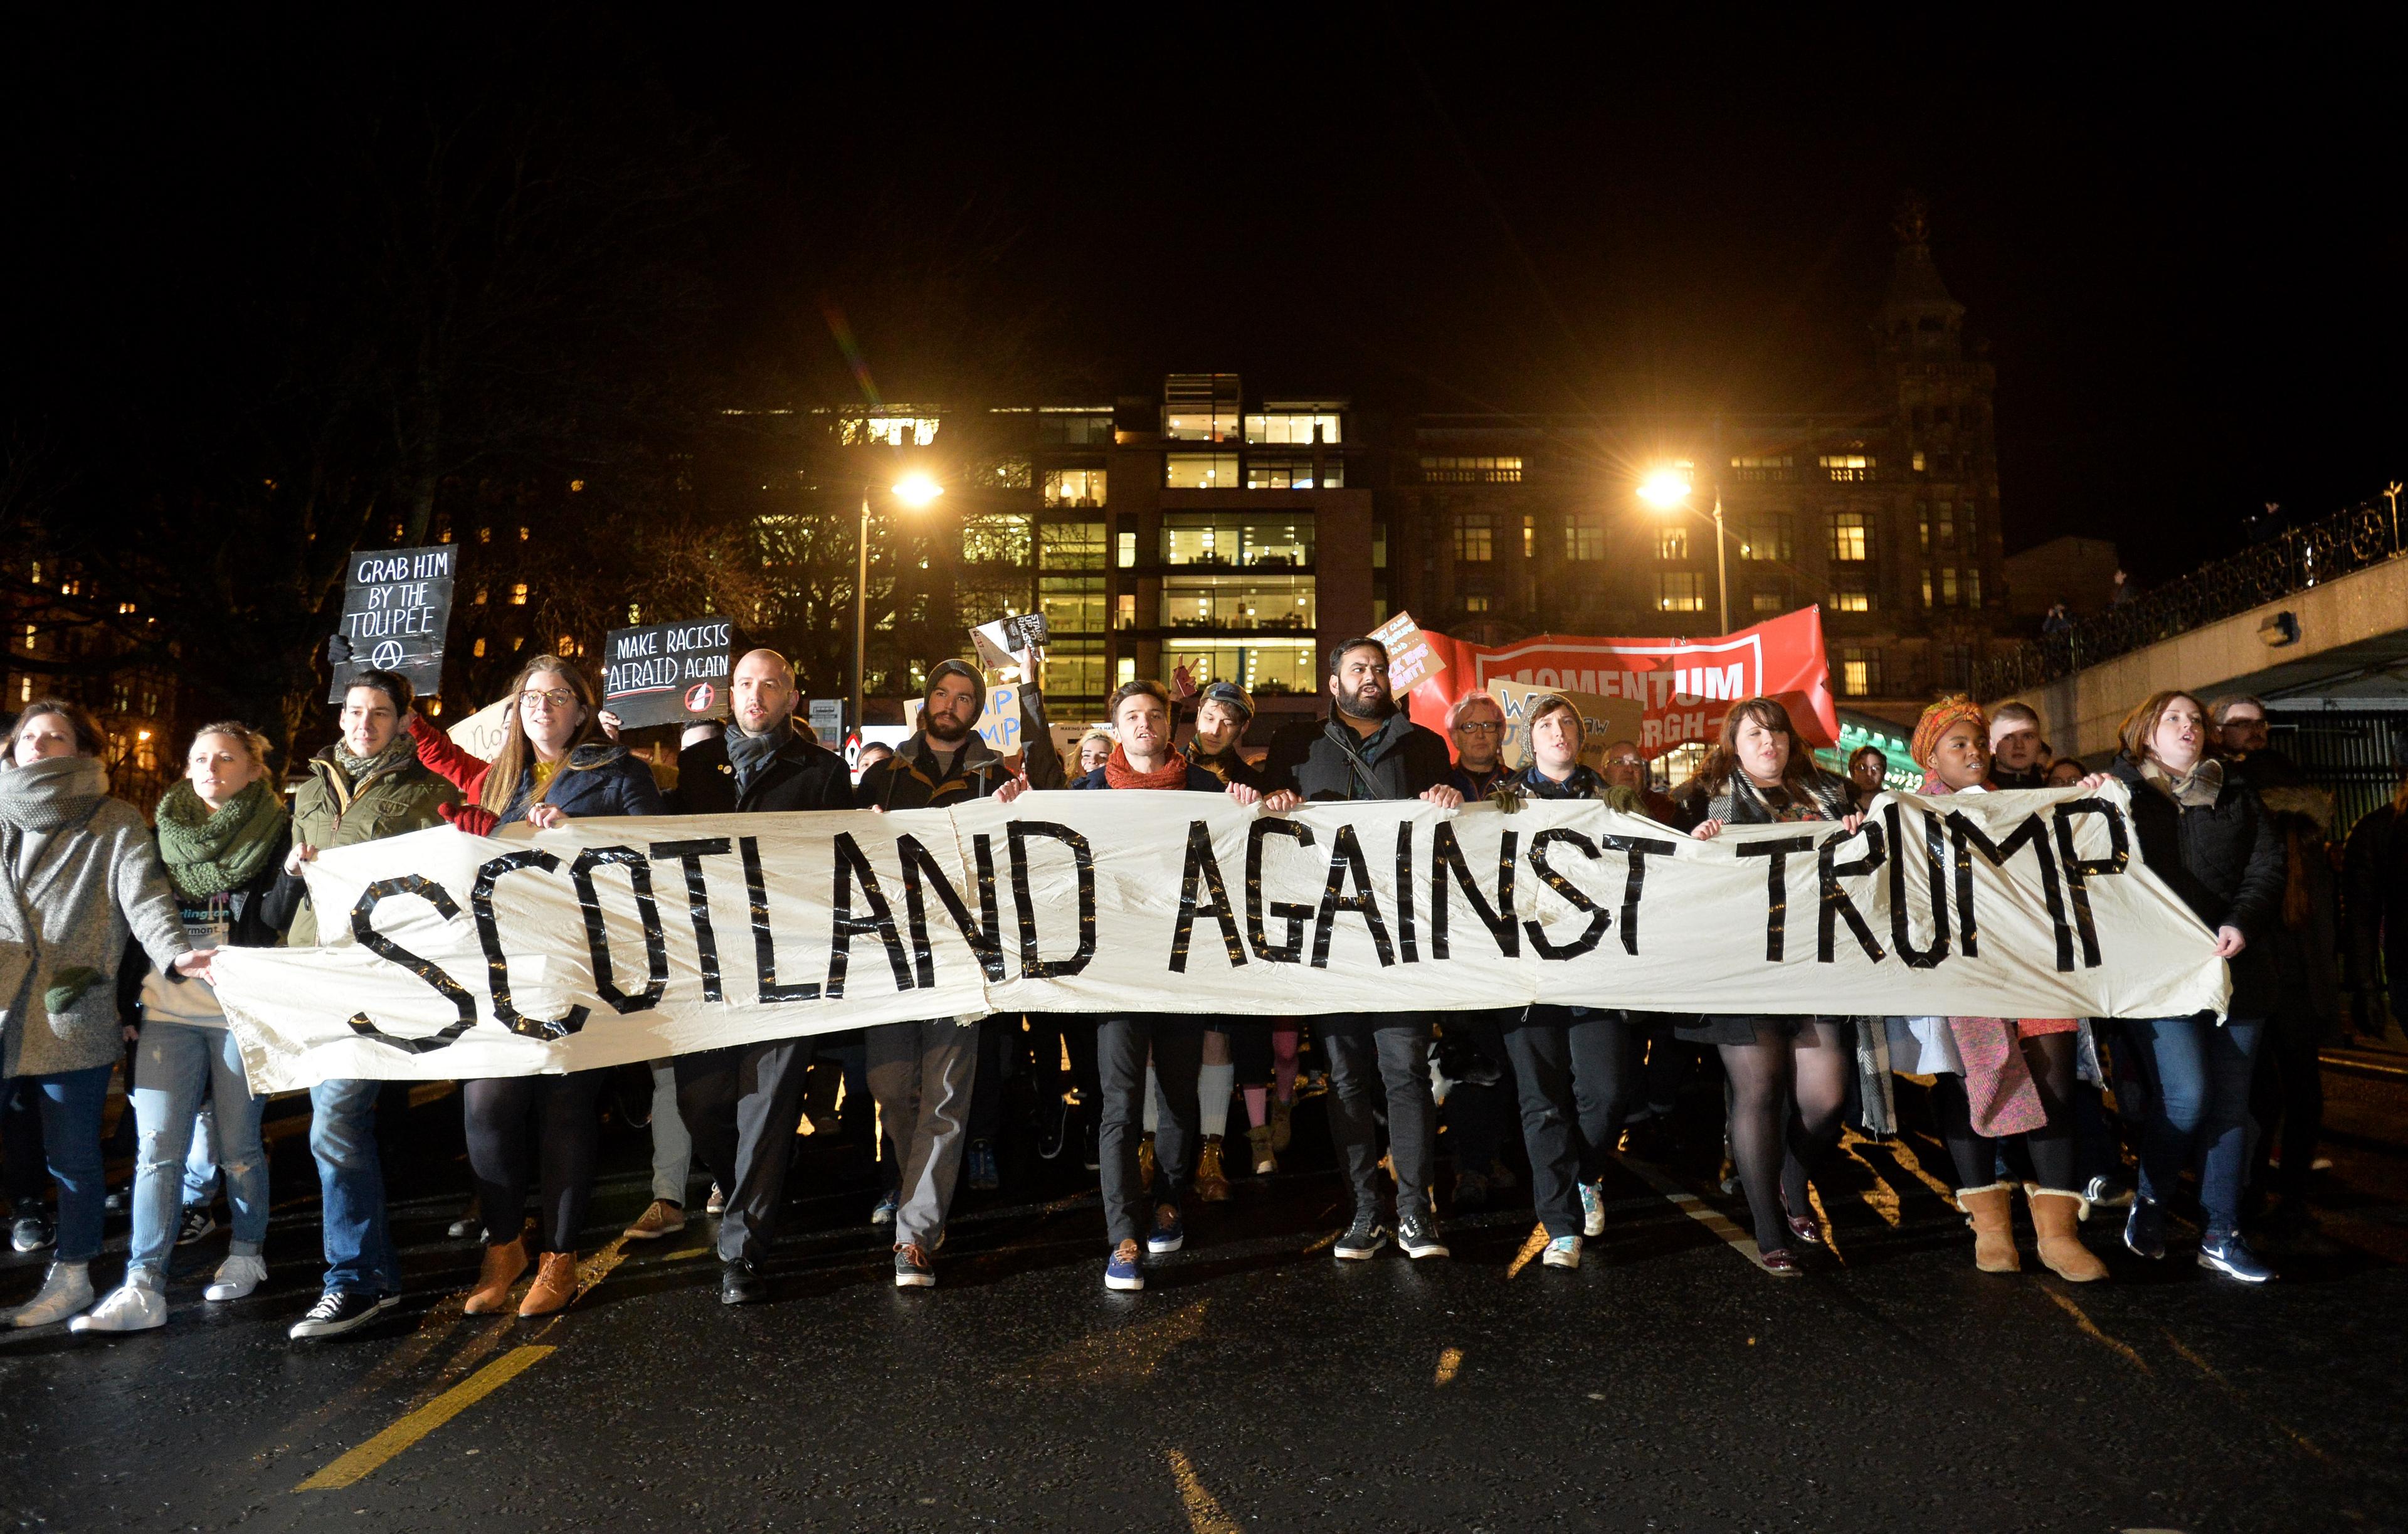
{"left": 1058, "top": 679, "right": 1265, "bottom": 1291}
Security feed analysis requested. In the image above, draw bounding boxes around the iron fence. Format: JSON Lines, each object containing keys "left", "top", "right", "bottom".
{"left": 1975, "top": 497, "right": 2407, "bottom": 699}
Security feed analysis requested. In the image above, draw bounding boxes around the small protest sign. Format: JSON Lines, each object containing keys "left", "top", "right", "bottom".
{"left": 444, "top": 697, "right": 511, "bottom": 762}
{"left": 970, "top": 612, "right": 1050, "bottom": 677}
{"left": 807, "top": 699, "right": 845, "bottom": 750}
{"left": 1370, "top": 610, "right": 1445, "bottom": 695}
{"left": 601, "top": 617, "right": 734, "bottom": 730}
{"left": 325, "top": 545, "right": 456, "bottom": 702}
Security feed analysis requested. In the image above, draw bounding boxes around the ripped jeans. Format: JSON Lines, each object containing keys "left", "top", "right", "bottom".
{"left": 128, "top": 1022, "right": 269, "bottom": 1281}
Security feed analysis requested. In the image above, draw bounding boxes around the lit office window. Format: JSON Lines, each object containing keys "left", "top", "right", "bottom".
{"left": 1165, "top": 453, "right": 1239, "bottom": 489}
{"left": 961, "top": 515, "right": 1031, "bottom": 565}
{"left": 1039, "top": 522, "right": 1106, "bottom": 571}
{"left": 1245, "top": 459, "right": 1342, "bottom": 489}
{"left": 1564, "top": 519, "right": 1604, "bottom": 561}
{"left": 1752, "top": 591, "right": 1784, "bottom": 615}
{"left": 1464, "top": 595, "right": 1491, "bottom": 613}
{"left": 841, "top": 414, "right": 941, "bottom": 447}
{"left": 1829, "top": 512, "right": 1869, "bottom": 562}
{"left": 1421, "top": 455, "right": 1522, "bottom": 484}
{"left": 1657, "top": 527, "right": 1688, "bottom": 561}
{"left": 1654, "top": 573, "right": 1705, "bottom": 612}
{"left": 1454, "top": 514, "right": 1493, "bottom": 563}
{"left": 1244, "top": 410, "right": 1343, "bottom": 445}
{"left": 1840, "top": 649, "right": 1883, "bottom": 696}
{"left": 1819, "top": 453, "right": 1873, "bottom": 482}
{"left": 1043, "top": 468, "right": 1107, "bottom": 507}
{"left": 1728, "top": 454, "right": 1794, "bottom": 481}
{"left": 1825, "top": 579, "right": 1872, "bottom": 613}
{"left": 1738, "top": 513, "right": 1792, "bottom": 561}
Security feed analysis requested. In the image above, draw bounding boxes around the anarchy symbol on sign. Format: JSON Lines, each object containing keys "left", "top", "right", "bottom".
{"left": 371, "top": 640, "right": 404, "bottom": 669}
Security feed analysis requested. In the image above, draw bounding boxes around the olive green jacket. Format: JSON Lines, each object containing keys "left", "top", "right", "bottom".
{"left": 275, "top": 746, "right": 460, "bottom": 947}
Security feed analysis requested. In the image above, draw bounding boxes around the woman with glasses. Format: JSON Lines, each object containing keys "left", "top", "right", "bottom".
{"left": 408, "top": 657, "right": 665, "bottom": 1316}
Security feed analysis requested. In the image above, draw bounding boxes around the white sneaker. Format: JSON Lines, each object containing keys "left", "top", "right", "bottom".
{"left": 12, "top": 1262, "right": 95, "bottom": 1328}
{"left": 70, "top": 1281, "right": 166, "bottom": 1333}
{"left": 1542, "top": 1234, "right": 1583, "bottom": 1269}
{"left": 206, "top": 1254, "right": 269, "bottom": 1302}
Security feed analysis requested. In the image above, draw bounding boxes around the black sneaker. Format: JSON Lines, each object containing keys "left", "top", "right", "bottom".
{"left": 720, "top": 1259, "right": 768, "bottom": 1306}
{"left": 1333, "top": 1214, "right": 1388, "bottom": 1261}
{"left": 1037, "top": 1099, "right": 1070, "bottom": 1162}
{"left": 288, "top": 1289, "right": 398, "bottom": 1340}
{"left": 176, "top": 1207, "right": 219, "bottom": 1246}
{"left": 1397, "top": 1211, "right": 1450, "bottom": 1260}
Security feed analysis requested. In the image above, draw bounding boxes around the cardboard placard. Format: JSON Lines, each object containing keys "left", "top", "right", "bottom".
{"left": 1371, "top": 610, "right": 1445, "bottom": 695}
{"left": 971, "top": 613, "right": 1051, "bottom": 678}
{"left": 326, "top": 545, "right": 456, "bottom": 702}
{"left": 601, "top": 617, "right": 734, "bottom": 730}
{"left": 1487, "top": 679, "right": 1647, "bottom": 773}
{"left": 444, "top": 697, "right": 511, "bottom": 763}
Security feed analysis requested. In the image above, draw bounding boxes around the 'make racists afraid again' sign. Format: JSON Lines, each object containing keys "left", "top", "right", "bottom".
{"left": 603, "top": 617, "right": 735, "bottom": 729}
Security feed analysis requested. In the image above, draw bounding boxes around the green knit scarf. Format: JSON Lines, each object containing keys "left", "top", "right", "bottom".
{"left": 154, "top": 778, "right": 288, "bottom": 898}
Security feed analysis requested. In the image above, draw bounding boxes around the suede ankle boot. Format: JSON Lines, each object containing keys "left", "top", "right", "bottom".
{"left": 518, "top": 1251, "right": 581, "bottom": 1316}
{"left": 463, "top": 1233, "right": 530, "bottom": 1314}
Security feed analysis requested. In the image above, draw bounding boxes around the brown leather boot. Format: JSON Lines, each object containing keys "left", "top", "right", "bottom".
{"left": 1956, "top": 1182, "right": 2020, "bottom": 1273}
{"left": 518, "top": 1251, "right": 581, "bottom": 1316}
{"left": 463, "top": 1232, "right": 530, "bottom": 1313}
{"left": 2027, "top": 1187, "right": 2108, "bottom": 1282}
{"left": 1247, "top": 1122, "right": 1277, "bottom": 1175}
{"left": 1195, "top": 1136, "right": 1231, "bottom": 1202}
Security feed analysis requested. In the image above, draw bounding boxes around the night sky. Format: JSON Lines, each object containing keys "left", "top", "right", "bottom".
{"left": 8, "top": 16, "right": 2400, "bottom": 582}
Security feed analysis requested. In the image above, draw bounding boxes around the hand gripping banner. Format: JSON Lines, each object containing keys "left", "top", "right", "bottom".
{"left": 212, "top": 784, "right": 2231, "bottom": 1091}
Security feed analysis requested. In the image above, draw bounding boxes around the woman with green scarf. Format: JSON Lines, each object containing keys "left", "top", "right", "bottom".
{"left": 72, "top": 723, "right": 290, "bottom": 1333}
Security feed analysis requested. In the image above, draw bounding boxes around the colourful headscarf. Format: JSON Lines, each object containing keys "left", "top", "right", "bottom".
{"left": 1910, "top": 694, "right": 1987, "bottom": 774}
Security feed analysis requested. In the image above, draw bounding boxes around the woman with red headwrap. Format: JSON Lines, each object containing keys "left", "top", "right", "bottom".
{"left": 1884, "top": 696, "right": 2111, "bottom": 1282}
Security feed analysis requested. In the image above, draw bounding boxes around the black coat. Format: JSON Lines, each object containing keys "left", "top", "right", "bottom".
{"left": 1261, "top": 709, "right": 1453, "bottom": 802}
{"left": 2109, "top": 754, "right": 2285, "bottom": 1017}
{"left": 2343, "top": 799, "right": 2408, "bottom": 1026}
{"left": 677, "top": 727, "right": 855, "bottom": 815}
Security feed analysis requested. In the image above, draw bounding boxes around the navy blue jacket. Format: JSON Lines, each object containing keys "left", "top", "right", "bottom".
{"left": 499, "top": 746, "right": 668, "bottom": 827}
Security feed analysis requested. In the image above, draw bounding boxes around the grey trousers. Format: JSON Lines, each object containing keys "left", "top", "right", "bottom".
{"left": 1098, "top": 1016, "right": 1207, "bottom": 1246}
{"left": 674, "top": 1039, "right": 813, "bottom": 1265}
{"left": 648, "top": 1061, "right": 694, "bottom": 1206}
{"left": 1319, "top": 1013, "right": 1438, "bottom": 1223}
{"left": 865, "top": 1018, "right": 981, "bottom": 1251}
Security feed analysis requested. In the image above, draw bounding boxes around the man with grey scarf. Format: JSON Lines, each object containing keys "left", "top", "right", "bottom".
{"left": 670, "top": 649, "right": 855, "bottom": 1304}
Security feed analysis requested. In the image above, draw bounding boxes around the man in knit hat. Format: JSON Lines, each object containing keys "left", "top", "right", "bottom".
{"left": 853, "top": 653, "right": 1061, "bottom": 1288}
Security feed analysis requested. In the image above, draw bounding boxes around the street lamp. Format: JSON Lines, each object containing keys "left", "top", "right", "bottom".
{"left": 852, "top": 474, "right": 946, "bottom": 738}
{"left": 1638, "top": 465, "right": 1728, "bottom": 635}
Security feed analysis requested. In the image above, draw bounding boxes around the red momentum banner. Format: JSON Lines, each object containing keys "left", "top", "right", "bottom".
{"left": 1402, "top": 607, "right": 1840, "bottom": 758}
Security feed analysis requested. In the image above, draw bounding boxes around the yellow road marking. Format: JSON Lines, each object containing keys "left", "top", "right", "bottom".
{"left": 1807, "top": 1186, "right": 1845, "bottom": 1265}
{"left": 1619, "top": 1156, "right": 1769, "bottom": 1268}
{"left": 1839, "top": 1137, "right": 1902, "bottom": 1229}
{"left": 2158, "top": 1327, "right": 2330, "bottom": 1462}
{"left": 1008, "top": 1300, "right": 1209, "bottom": 1385}
{"left": 658, "top": 1244, "right": 713, "bottom": 1262}
{"left": 293, "top": 1346, "right": 556, "bottom": 1491}
{"left": 1301, "top": 1230, "right": 1338, "bottom": 1254}
{"left": 2042, "top": 1289, "right": 2150, "bottom": 1375}
{"left": 1504, "top": 1225, "right": 1548, "bottom": 1279}
{"left": 1166, "top": 1447, "right": 1243, "bottom": 1534}
{"left": 1434, "top": 1346, "right": 1464, "bottom": 1387}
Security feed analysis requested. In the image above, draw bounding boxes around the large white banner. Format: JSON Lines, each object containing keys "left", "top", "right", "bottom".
{"left": 213, "top": 785, "right": 2231, "bottom": 1091}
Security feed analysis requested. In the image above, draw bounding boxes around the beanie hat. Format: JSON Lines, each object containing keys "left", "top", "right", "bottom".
{"left": 926, "top": 659, "right": 988, "bottom": 717}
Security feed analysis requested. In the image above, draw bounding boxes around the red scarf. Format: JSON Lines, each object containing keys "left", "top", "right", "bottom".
{"left": 1103, "top": 743, "right": 1191, "bottom": 791}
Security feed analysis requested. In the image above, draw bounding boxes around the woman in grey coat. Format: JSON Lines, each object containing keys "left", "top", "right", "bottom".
{"left": 1, "top": 700, "right": 210, "bottom": 1328}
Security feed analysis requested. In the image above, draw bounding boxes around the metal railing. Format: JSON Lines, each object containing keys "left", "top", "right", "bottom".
{"left": 1975, "top": 495, "right": 2407, "bottom": 699}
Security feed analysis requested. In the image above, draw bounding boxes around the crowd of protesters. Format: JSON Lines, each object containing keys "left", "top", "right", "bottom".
{"left": 1, "top": 627, "right": 2388, "bottom": 1337}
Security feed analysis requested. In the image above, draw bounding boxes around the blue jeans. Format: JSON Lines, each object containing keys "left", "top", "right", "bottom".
{"left": 309, "top": 1077, "right": 398, "bottom": 1296}
{"left": 2121, "top": 1014, "right": 2266, "bottom": 1232}
{"left": 16, "top": 1065, "right": 112, "bottom": 1261}
{"left": 129, "top": 1024, "right": 268, "bottom": 1279}
{"left": 184, "top": 1099, "right": 219, "bottom": 1208}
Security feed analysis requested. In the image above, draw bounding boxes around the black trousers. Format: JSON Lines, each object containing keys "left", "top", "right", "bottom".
{"left": 462, "top": 1069, "right": 607, "bottom": 1254}
{"left": 1501, "top": 1006, "right": 1634, "bottom": 1237}
{"left": 1319, "top": 1012, "right": 1438, "bottom": 1223}
{"left": 1437, "top": 1010, "right": 1518, "bottom": 1185}
{"left": 3, "top": 1076, "right": 46, "bottom": 1210}
{"left": 1098, "top": 1017, "right": 1206, "bottom": 1246}
{"left": 1024, "top": 1013, "right": 1101, "bottom": 1111}
{"left": 675, "top": 1038, "right": 814, "bottom": 1264}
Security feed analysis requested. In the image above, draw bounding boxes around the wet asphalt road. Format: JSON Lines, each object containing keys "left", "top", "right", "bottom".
{"left": 4, "top": 1060, "right": 2405, "bottom": 1533}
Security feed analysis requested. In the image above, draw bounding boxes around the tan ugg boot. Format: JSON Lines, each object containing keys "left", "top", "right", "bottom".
{"left": 1956, "top": 1182, "right": 2020, "bottom": 1273}
{"left": 2027, "top": 1187, "right": 2108, "bottom": 1282}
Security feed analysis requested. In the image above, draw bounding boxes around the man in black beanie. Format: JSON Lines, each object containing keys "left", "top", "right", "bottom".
{"left": 854, "top": 653, "right": 1060, "bottom": 1288}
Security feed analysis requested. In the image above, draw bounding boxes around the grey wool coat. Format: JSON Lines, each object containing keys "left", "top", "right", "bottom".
{"left": 1, "top": 756, "right": 191, "bottom": 1077}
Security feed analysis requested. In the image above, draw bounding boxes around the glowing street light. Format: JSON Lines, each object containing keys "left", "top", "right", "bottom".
{"left": 1637, "top": 462, "right": 1729, "bottom": 634}
{"left": 852, "top": 473, "right": 948, "bottom": 734}
{"left": 891, "top": 472, "right": 945, "bottom": 509}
